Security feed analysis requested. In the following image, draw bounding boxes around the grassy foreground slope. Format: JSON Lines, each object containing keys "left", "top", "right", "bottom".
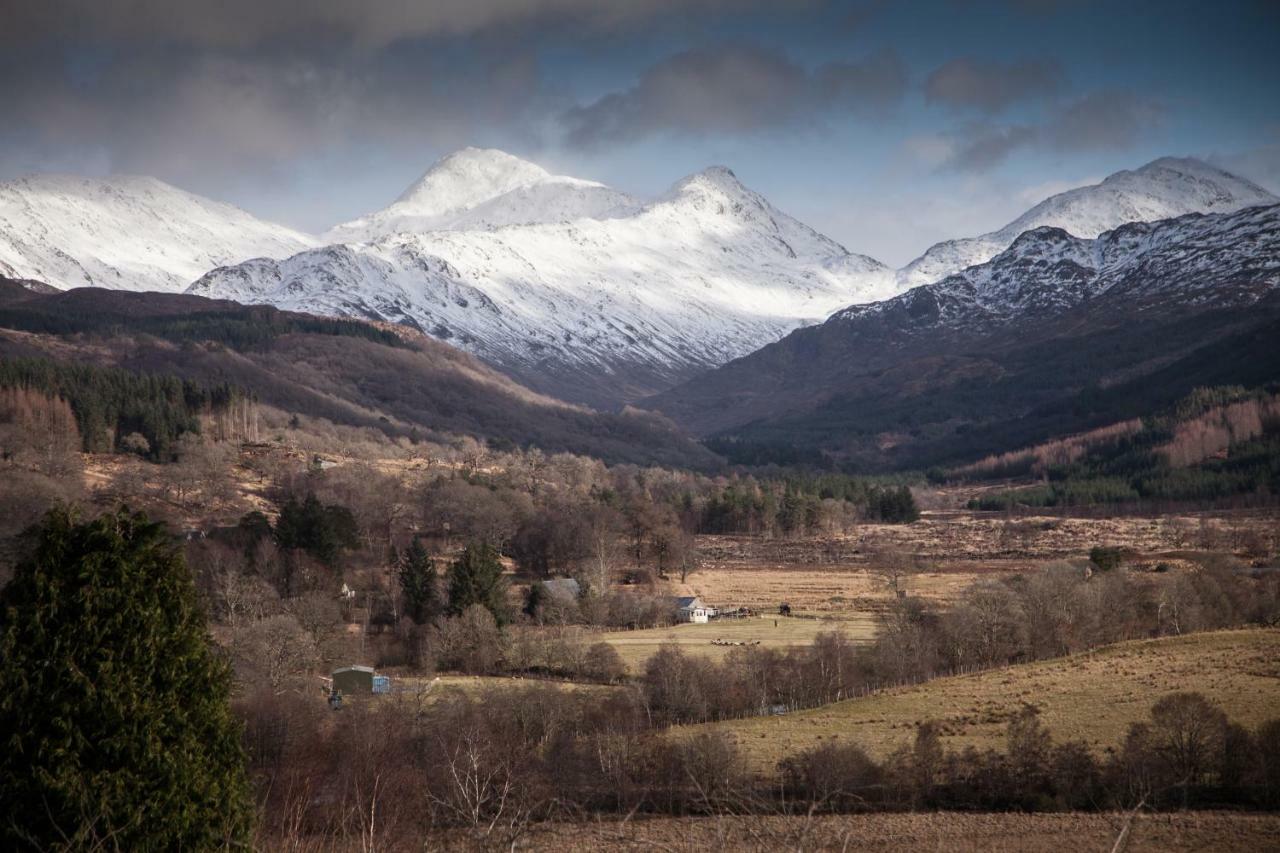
{"left": 705, "top": 628, "right": 1280, "bottom": 772}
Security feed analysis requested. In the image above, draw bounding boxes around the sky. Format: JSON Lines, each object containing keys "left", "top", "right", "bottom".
{"left": 1, "top": 0, "right": 1277, "bottom": 266}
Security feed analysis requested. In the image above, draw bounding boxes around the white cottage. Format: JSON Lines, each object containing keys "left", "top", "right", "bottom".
{"left": 675, "top": 595, "right": 709, "bottom": 624}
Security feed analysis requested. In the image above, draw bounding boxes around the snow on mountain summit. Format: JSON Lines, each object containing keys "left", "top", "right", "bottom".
{"left": 0, "top": 173, "right": 317, "bottom": 292}
{"left": 897, "top": 157, "right": 1277, "bottom": 289}
{"left": 326, "top": 147, "right": 638, "bottom": 240}
{"left": 192, "top": 154, "right": 897, "bottom": 406}
{"left": 394, "top": 147, "right": 552, "bottom": 210}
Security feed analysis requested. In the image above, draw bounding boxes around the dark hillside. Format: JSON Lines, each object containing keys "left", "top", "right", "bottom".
{"left": 0, "top": 281, "right": 718, "bottom": 469}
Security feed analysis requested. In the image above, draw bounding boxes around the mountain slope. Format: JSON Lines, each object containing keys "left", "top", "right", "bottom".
{"left": 191, "top": 156, "right": 897, "bottom": 407}
{"left": 0, "top": 279, "right": 718, "bottom": 469}
{"left": 0, "top": 175, "right": 317, "bottom": 293}
{"left": 897, "top": 157, "right": 1277, "bottom": 288}
{"left": 645, "top": 203, "right": 1280, "bottom": 470}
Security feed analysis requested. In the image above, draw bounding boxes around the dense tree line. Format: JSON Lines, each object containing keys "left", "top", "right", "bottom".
{"left": 0, "top": 356, "right": 249, "bottom": 459}
{"left": 777, "top": 695, "right": 1280, "bottom": 813}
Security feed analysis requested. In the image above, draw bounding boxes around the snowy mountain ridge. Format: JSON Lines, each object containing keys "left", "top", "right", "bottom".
{"left": 644, "top": 201, "right": 1280, "bottom": 445}
{"left": 838, "top": 202, "right": 1280, "bottom": 330}
{"left": 1, "top": 148, "right": 1274, "bottom": 408}
{"left": 0, "top": 173, "right": 317, "bottom": 293}
{"left": 191, "top": 157, "right": 897, "bottom": 405}
{"left": 896, "top": 157, "right": 1277, "bottom": 288}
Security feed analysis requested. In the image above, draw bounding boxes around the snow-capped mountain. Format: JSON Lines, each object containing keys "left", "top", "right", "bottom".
{"left": 843, "top": 202, "right": 1280, "bottom": 329}
{"left": 325, "top": 148, "right": 639, "bottom": 241}
{"left": 897, "top": 157, "right": 1277, "bottom": 289}
{"left": 0, "top": 174, "right": 317, "bottom": 293}
{"left": 646, "top": 201, "right": 1280, "bottom": 450}
{"left": 192, "top": 153, "right": 897, "bottom": 406}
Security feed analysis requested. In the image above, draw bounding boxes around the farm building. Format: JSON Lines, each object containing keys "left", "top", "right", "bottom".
{"left": 676, "top": 596, "right": 709, "bottom": 623}
{"left": 332, "top": 665, "right": 375, "bottom": 694}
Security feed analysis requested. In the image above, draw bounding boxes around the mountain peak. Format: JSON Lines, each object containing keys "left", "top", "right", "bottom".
{"left": 328, "top": 148, "right": 636, "bottom": 240}
{"left": 393, "top": 148, "right": 551, "bottom": 210}
{"left": 897, "top": 155, "right": 1277, "bottom": 290}
{"left": 667, "top": 165, "right": 750, "bottom": 199}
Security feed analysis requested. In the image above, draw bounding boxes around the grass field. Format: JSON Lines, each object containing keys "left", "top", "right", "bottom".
{"left": 596, "top": 614, "right": 877, "bottom": 673}
{"left": 508, "top": 811, "right": 1280, "bottom": 852}
{"left": 697, "top": 628, "right": 1280, "bottom": 773}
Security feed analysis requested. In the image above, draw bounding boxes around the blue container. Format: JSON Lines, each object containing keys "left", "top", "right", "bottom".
{"left": 372, "top": 675, "right": 391, "bottom": 694}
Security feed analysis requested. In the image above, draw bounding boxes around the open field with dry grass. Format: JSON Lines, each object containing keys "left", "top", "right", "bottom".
{"left": 596, "top": 614, "right": 877, "bottom": 673}
{"left": 503, "top": 811, "right": 1280, "bottom": 852}
{"left": 696, "top": 628, "right": 1280, "bottom": 773}
{"left": 678, "top": 565, "right": 984, "bottom": 616}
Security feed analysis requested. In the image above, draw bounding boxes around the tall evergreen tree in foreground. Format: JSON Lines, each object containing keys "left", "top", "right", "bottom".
{"left": 446, "top": 541, "right": 510, "bottom": 625}
{"left": 0, "top": 507, "right": 253, "bottom": 850}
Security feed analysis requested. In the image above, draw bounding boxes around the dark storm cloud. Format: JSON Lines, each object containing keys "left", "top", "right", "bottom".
{"left": 925, "top": 57, "right": 1063, "bottom": 113}
{"left": 943, "top": 89, "right": 1163, "bottom": 171}
{"left": 0, "top": 0, "right": 824, "bottom": 188}
{"left": 562, "top": 45, "right": 906, "bottom": 148}
{"left": 1, "top": 0, "right": 784, "bottom": 49}
{"left": 0, "top": 38, "right": 555, "bottom": 189}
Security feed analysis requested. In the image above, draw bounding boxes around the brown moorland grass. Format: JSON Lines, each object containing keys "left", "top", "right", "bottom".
{"left": 697, "top": 628, "right": 1280, "bottom": 773}
{"left": 493, "top": 811, "right": 1280, "bottom": 852}
{"left": 680, "top": 566, "right": 984, "bottom": 615}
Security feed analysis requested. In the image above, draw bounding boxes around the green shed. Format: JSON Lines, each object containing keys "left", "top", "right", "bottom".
{"left": 331, "top": 665, "right": 375, "bottom": 694}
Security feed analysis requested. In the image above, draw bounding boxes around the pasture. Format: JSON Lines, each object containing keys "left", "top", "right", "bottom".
{"left": 699, "top": 628, "right": 1280, "bottom": 772}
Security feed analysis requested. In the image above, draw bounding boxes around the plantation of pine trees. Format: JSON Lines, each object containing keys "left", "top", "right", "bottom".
{"left": 965, "top": 386, "right": 1280, "bottom": 510}
{"left": 0, "top": 357, "right": 254, "bottom": 460}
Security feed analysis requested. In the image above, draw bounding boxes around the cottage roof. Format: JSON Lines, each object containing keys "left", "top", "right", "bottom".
{"left": 675, "top": 596, "right": 702, "bottom": 609}
{"left": 540, "top": 578, "right": 582, "bottom": 598}
{"left": 333, "top": 665, "right": 375, "bottom": 675}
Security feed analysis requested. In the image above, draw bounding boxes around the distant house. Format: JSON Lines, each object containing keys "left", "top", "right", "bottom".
{"left": 676, "top": 595, "right": 709, "bottom": 624}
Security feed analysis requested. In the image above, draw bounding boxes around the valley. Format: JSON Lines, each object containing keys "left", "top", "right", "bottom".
{"left": 1, "top": 146, "right": 1278, "bottom": 851}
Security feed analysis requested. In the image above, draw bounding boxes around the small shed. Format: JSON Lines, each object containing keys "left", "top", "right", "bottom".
{"left": 676, "top": 595, "right": 709, "bottom": 624}
{"left": 332, "top": 665, "right": 375, "bottom": 694}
